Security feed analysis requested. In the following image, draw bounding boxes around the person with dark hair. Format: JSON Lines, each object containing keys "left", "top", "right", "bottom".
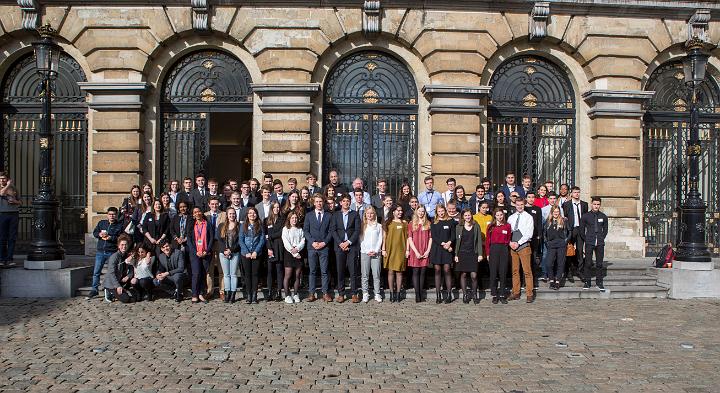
{"left": 451, "top": 185, "right": 469, "bottom": 211}
{"left": 87, "top": 207, "right": 125, "bottom": 299}
{"left": 371, "top": 178, "right": 388, "bottom": 210}
{"left": 442, "top": 177, "right": 456, "bottom": 206}
{"left": 239, "top": 181, "right": 257, "bottom": 208}
{"left": 520, "top": 174, "right": 533, "bottom": 197}
{"left": 397, "top": 182, "right": 413, "bottom": 209}
{"left": 218, "top": 208, "right": 241, "bottom": 303}
{"left": 501, "top": 171, "right": 525, "bottom": 200}
{"left": 430, "top": 205, "right": 454, "bottom": 304}
{"left": 131, "top": 192, "right": 154, "bottom": 245}
{"left": 454, "top": 209, "right": 484, "bottom": 304}
{"left": 524, "top": 191, "right": 544, "bottom": 285}
{"left": 239, "top": 207, "right": 265, "bottom": 304}
{"left": 486, "top": 208, "right": 511, "bottom": 304}
{"left": 265, "top": 201, "right": 285, "bottom": 302}
{"left": 418, "top": 176, "right": 443, "bottom": 220}
{"left": 305, "top": 173, "right": 320, "bottom": 196}
{"left": 270, "top": 179, "right": 286, "bottom": 206}
{"left": 205, "top": 197, "right": 226, "bottom": 299}
{"left": 177, "top": 177, "right": 194, "bottom": 210}
{"left": 207, "top": 178, "right": 227, "bottom": 210}
{"left": 188, "top": 206, "right": 213, "bottom": 304}
{"left": 481, "top": 177, "right": 494, "bottom": 201}
{"left": 103, "top": 234, "right": 136, "bottom": 303}
{"left": 544, "top": 205, "right": 570, "bottom": 290}
{"left": 562, "top": 186, "right": 588, "bottom": 283}
{"left": 580, "top": 197, "right": 609, "bottom": 291}
{"left": 494, "top": 190, "right": 510, "bottom": 219}
{"left": 330, "top": 194, "right": 362, "bottom": 303}
{"left": 249, "top": 178, "right": 261, "bottom": 200}
{"left": 133, "top": 243, "right": 156, "bottom": 301}
{"left": 263, "top": 173, "right": 274, "bottom": 187}
{"left": 304, "top": 193, "right": 333, "bottom": 302}
{"left": 350, "top": 188, "right": 371, "bottom": 217}
{"left": 170, "top": 200, "right": 192, "bottom": 253}
{"left": 255, "top": 185, "right": 273, "bottom": 222}
{"left": 167, "top": 180, "right": 180, "bottom": 211}
{"left": 190, "top": 174, "right": 209, "bottom": 212}
{"left": 120, "top": 185, "right": 142, "bottom": 230}
{"left": 160, "top": 192, "right": 176, "bottom": 219}
{"left": 469, "top": 184, "right": 488, "bottom": 215}
{"left": 382, "top": 204, "right": 408, "bottom": 303}
{"left": 142, "top": 199, "right": 171, "bottom": 256}
{"left": 323, "top": 169, "right": 349, "bottom": 200}
{"left": 155, "top": 240, "right": 187, "bottom": 302}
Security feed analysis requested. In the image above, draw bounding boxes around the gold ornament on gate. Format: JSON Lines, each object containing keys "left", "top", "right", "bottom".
{"left": 200, "top": 88, "right": 216, "bottom": 102}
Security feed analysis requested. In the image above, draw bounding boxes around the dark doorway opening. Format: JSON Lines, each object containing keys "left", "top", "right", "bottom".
{"left": 207, "top": 112, "right": 252, "bottom": 183}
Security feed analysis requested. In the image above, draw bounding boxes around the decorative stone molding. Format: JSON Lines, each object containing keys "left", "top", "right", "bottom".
{"left": 252, "top": 83, "right": 320, "bottom": 112}
{"left": 529, "top": 2, "right": 550, "bottom": 41}
{"left": 362, "top": 0, "right": 381, "bottom": 38}
{"left": 582, "top": 89, "right": 655, "bottom": 119}
{"left": 78, "top": 82, "right": 149, "bottom": 110}
{"left": 422, "top": 85, "right": 491, "bottom": 114}
{"left": 687, "top": 9, "right": 710, "bottom": 43}
{"left": 17, "top": 0, "right": 40, "bottom": 30}
{"left": 191, "top": 0, "right": 210, "bottom": 31}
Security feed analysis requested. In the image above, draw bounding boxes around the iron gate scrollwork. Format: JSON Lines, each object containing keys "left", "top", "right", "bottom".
{"left": 643, "top": 61, "right": 720, "bottom": 257}
{"left": 488, "top": 56, "right": 576, "bottom": 190}
{"left": 323, "top": 51, "right": 418, "bottom": 194}
{"left": 0, "top": 53, "right": 88, "bottom": 254}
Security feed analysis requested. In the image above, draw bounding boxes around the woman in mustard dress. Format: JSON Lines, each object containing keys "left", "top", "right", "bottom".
{"left": 382, "top": 204, "right": 408, "bottom": 303}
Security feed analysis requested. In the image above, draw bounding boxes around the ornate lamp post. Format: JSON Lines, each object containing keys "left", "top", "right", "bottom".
{"left": 26, "top": 24, "right": 65, "bottom": 264}
{"left": 675, "top": 37, "right": 712, "bottom": 263}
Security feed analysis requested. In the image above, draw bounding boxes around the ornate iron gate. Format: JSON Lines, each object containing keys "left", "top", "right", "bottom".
{"left": 643, "top": 61, "right": 720, "bottom": 256}
{"left": 487, "top": 56, "right": 576, "bottom": 189}
{"left": 0, "top": 54, "right": 88, "bottom": 254}
{"left": 323, "top": 51, "right": 418, "bottom": 194}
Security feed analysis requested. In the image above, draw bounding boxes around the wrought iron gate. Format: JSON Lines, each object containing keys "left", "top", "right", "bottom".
{"left": 323, "top": 51, "right": 418, "bottom": 194}
{"left": 0, "top": 53, "right": 88, "bottom": 254}
{"left": 487, "top": 56, "right": 576, "bottom": 189}
{"left": 643, "top": 61, "right": 720, "bottom": 256}
{"left": 161, "top": 112, "right": 209, "bottom": 186}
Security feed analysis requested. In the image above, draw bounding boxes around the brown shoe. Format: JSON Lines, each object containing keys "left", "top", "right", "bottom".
{"left": 526, "top": 295, "right": 535, "bottom": 303}
{"left": 306, "top": 294, "right": 317, "bottom": 302}
{"left": 507, "top": 293, "right": 520, "bottom": 301}
{"left": 335, "top": 295, "right": 345, "bottom": 303}
{"left": 351, "top": 295, "right": 360, "bottom": 303}
{"left": 323, "top": 293, "right": 333, "bottom": 302}
{"left": 219, "top": 291, "right": 225, "bottom": 301}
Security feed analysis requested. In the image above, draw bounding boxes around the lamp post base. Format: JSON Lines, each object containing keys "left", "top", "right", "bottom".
{"left": 26, "top": 196, "right": 66, "bottom": 263}
{"left": 675, "top": 199, "right": 711, "bottom": 263}
{"left": 24, "top": 259, "right": 68, "bottom": 270}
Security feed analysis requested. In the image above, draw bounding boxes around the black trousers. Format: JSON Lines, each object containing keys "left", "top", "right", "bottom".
{"left": 568, "top": 227, "right": 584, "bottom": 278}
{"left": 488, "top": 244, "right": 509, "bottom": 297}
{"left": 335, "top": 246, "right": 359, "bottom": 296}
{"left": 266, "top": 260, "right": 284, "bottom": 292}
{"left": 160, "top": 272, "right": 187, "bottom": 293}
{"left": 136, "top": 277, "right": 154, "bottom": 298}
{"left": 584, "top": 243, "right": 605, "bottom": 284}
{"left": 241, "top": 257, "right": 259, "bottom": 299}
{"left": 545, "top": 246, "right": 566, "bottom": 281}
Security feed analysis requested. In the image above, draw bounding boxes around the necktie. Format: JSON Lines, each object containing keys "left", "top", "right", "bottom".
{"left": 212, "top": 213, "right": 217, "bottom": 228}
{"left": 200, "top": 189, "right": 204, "bottom": 197}
{"left": 317, "top": 212, "right": 322, "bottom": 226}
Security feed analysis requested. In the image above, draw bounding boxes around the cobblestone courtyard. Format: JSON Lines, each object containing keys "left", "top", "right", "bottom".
{"left": 1, "top": 297, "right": 718, "bottom": 392}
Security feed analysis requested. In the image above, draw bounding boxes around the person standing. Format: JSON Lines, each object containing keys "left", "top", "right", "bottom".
{"left": 407, "top": 206, "right": 431, "bottom": 303}
{"left": 580, "top": 197, "right": 609, "bottom": 291}
{"left": 371, "top": 178, "right": 388, "bottom": 210}
{"left": 469, "top": 185, "right": 487, "bottom": 215}
{"left": 170, "top": 201, "right": 192, "bottom": 253}
{"left": 442, "top": 178, "right": 456, "bottom": 206}
{"left": 303, "top": 194, "right": 333, "bottom": 302}
{"left": 270, "top": 179, "right": 287, "bottom": 206}
{"left": 281, "top": 211, "right": 305, "bottom": 304}
{"left": 472, "top": 201, "right": 492, "bottom": 238}
{"left": 87, "top": 207, "right": 124, "bottom": 299}
{"left": 264, "top": 201, "right": 285, "bottom": 302}
{"left": 350, "top": 188, "right": 371, "bottom": 217}
{"left": 485, "top": 209, "right": 511, "bottom": 304}
{"left": 329, "top": 195, "right": 361, "bottom": 303}
{"left": 323, "top": 169, "right": 350, "bottom": 200}
{"left": 142, "top": 200, "right": 171, "bottom": 256}
{"left": 218, "top": 208, "right": 241, "bottom": 303}
{"left": 451, "top": 185, "right": 470, "bottom": 211}
{"left": 501, "top": 172, "right": 525, "bottom": 200}
{"left": 507, "top": 197, "right": 535, "bottom": 303}
{"left": 255, "top": 185, "right": 273, "bottom": 223}
{"left": 120, "top": 185, "right": 141, "bottom": 231}
{"left": 430, "top": 205, "right": 455, "bottom": 304}
{"left": 544, "top": 206, "right": 569, "bottom": 290}
{"left": 382, "top": 204, "right": 408, "bottom": 303}
{"left": 190, "top": 174, "right": 209, "bottom": 212}
{"left": 205, "top": 197, "right": 226, "bottom": 300}
{"left": 155, "top": 240, "right": 187, "bottom": 302}
{"left": 524, "top": 191, "right": 544, "bottom": 285}
{"left": 188, "top": 207, "right": 213, "bottom": 304}
{"left": 562, "top": 186, "right": 588, "bottom": 282}
{"left": 418, "top": 176, "right": 444, "bottom": 220}
{"left": 305, "top": 173, "right": 320, "bottom": 196}
{"left": 239, "top": 207, "right": 265, "bottom": 304}
{"left": 454, "top": 209, "right": 484, "bottom": 304}
{"left": 359, "top": 207, "right": 383, "bottom": 303}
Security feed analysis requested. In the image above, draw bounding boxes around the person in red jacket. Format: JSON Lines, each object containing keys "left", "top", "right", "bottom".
{"left": 485, "top": 208, "right": 512, "bottom": 304}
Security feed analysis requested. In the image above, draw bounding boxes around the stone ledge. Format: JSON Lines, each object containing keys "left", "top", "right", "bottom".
{"left": 582, "top": 89, "right": 655, "bottom": 119}
{"left": 0, "top": 266, "right": 91, "bottom": 298}
{"left": 78, "top": 82, "right": 149, "bottom": 110}
{"left": 423, "top": 84, "right": 491, "bottom": 114}
{"left": 252, "top": 83, "right": 320, "bottom": 113}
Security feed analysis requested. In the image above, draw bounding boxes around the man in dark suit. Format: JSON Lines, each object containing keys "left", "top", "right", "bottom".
{"left": 155, "top": 240, "right": 187, "bottom": 302}
{"left": 501, "top": 171, "right": 525, "bottom": 200}
{"left": 330, "top": 195, "right": 362, "bottom": 303}
{"left": 207, "top": 178, "right": 227, "bottom": 211}
{"left": 306, "top": 173, "right": 320, "bottom": 196}
{"left": 580, "top": 197, "right": 609, "bottom": 291}
{"left": 303, "top": 194, "right": 334, "bottom": 302}
{"left": 562, "top": 186, "right": 589, "bottom": 283}
{"left": 238, "top": 181, "right": 257, "bottom": 208}
{"left": 177, "top": 177, "right": 194, "bottom": 210}
{"left": 525, "top": 191, "right": 544, "bottom": 285}
{"left": 190, "top": 174, "right": 209, "bottom": 212}
{"left": 469, "top": 184, "right": 488, "bottom": 215}
{"left": 269, "top": 179, "right": 287, "bottom": 206}
{"left": 371, "top": 178, "right": 388, "bottom": 210}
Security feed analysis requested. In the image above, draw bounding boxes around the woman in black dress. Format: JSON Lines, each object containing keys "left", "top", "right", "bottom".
{"left": 264, "top": 201, "right": 285, "bottom": 302}
{"left": 430, "top": 205, "right": 454, "bottom": 304}
{"left": 454, "top": 209, "right": 484, "bottom": 304}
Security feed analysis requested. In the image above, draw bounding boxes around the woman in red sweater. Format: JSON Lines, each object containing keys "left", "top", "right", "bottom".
{"left": 485, "top": 208, "right": 511, "bottom": 304}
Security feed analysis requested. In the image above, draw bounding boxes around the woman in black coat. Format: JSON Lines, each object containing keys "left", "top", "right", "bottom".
{"left": 142, "top": 200, "right": 171, "bottom": 256}
{"left": 264, "top": 202, "right": 285, "bottom": 302}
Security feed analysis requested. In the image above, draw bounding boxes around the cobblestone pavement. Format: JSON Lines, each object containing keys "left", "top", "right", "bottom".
{"left": 1, "top": 297, "right": 719, "bottom": 392}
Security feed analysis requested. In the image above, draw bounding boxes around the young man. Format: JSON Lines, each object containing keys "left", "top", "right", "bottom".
{"left": 205, "top": 197, "right": 226, "bottom": 299}
{"left": 228, "top": 192, "right": 246, "bottom": 222}
{"left": 239, "top": 181, "right": 256, "bottom": 208}
{"left": 207, "top": 178, "right": 226, "bottom": 210}
{"left": 544, "top": 180, "right": 555, "bottom": 193}
{"left": 521, "top": 175, "right": 533, "bottom": 196}
{"left": 580, "top": 197, "right": 609, "bottom": 291}
{"left": 442, "top": 178, "right": 456, "bottom": 206}
{"left": 541, "top": 192, "right": 558, "bottom": 222}
{"left": 403, "top": 196, "right": 419, "bottom": 221}
{"left": 507, "top": 197, "right": 535, "bottom": 303}
{"left": 562, "top": 186, "right": 589, "bottom": 282}
{"left": 323, "top": 169, "right": 349, "bottom": 200}
{"left": 249, "top": 178, "right": 261, "bottom": 200}
{"left": 255, "top": 185, "right": 273, "bottom": 222}
{"left": 469, "top": 184, "right": 487, "bottom": 214}
{"left": 304, "top": 194, "right": 334, "bottom": 302}
{"left": 330, "top": 195, "right": 362, "bottom": 303}
{"left": 418, "top": 176, "right": 443, "bottom": 220}
{"left": 155, "top": 240, "right": 187, "bottom": 302}
{"left": 87, "top": 207, "right": 125, "bottom": 299}
{"left": 102, "top": 234, "right": 135, "bottom": 303}
{"left": 177, "top": 177, "right": 194, "bottom": 209}
{"left": 263, "top": 173, "right": 274, "bottom": 187}
{"left": 525, "top": 191, "right": 544, "bottom": 284}
{"left": 371, "top": 178, "right": 388, "bottom": 210}
{"left": 190, "top": 174, "right": 209, "bottom": 212}
{"left": 306, "top": 173, "right": 320, "bottom": 196}
{"left": 0, "top": 172, "right": 21, "bottom": 267}
{"left": 501, "top": 171, "right": 525, "bottom": 200}
{"left": 481, "top": 177, "right": 494, "bottom": 201}
{"left": 350, "top": 188, "right": 371, "bottom": 216}
{"left": 351, "top": 178, "right": 371, "bottom": 205}
{"left": 228, "top": 179, "right": 239, "bottom": 192}
{"left": 270, "top": 179, "right": 286, "bottom": 206}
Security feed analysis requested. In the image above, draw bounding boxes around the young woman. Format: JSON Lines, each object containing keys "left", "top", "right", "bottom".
{"left": 131, "top": 192, "right": 154, "bottom": 245}
{"left": 535, "top": 185, "right": 549, "bottom": 208}
{"left": 494, "top": 190, "right": 510, "bottom": 218}
{"left": 544, "top": 205, "right": 570, "bottom": 290}
{"left": 142, "top": 182, "right": 154, "bottom": 199}
{"left": 430, "top": 205, "right": 455, "bottom": 304}
{"left": 142, "top": 199, "right": 170, "bottom": 255}
{"left": 281, "top": 211, "right": 305, "bottom": 303}
{"left": 240, "top": 207, "right": 265, "bottom": 304}
{"left": 160, "top": 192, "right": 177, "bottom": 219}
{"left": 407, "top": 206, "right": 431, "bottom": 303}
{"left": 121, "top": 185, "right": 141, "bottom": 228}
{"left": 451, "top": 185, "right": 469, "bottom": 211}
{"left": 397, "top": 182, "right": 412, "bottom": 208}
{"left": 454, "top": 209, "right": 484, "bottom": 304}
{"left": 133, "top": 243, "right": 156, "bottom": 301}
{"left": 299, "top": 186, "right": 312, "bottom": 212}
{"left": 188, "top": 207, "right": 213, "bottom": 304}
{"left": 485, "top": 208, "right": 511, "bottom": 304}
{"left": 324, "top": 185, "right": 336, "bottom": 204}
{"left": 265, "top": 201, "right": 285, "bottom": 302}
{"left": 472, "top": 200, "right": 492, "bottom": 238}
{"left": 282, "top": 190, "right": 305, "bottom": 224}
{"left": 219, "top": 208, "right": 241, "bottom": 303}
{"left": 382, "top": 204, "right": 408, "bottom": 303}
{"left": 167, "top": 180, "right": 180, "bottom": 210}
{"left": 360, "top": 206, "right": 384, "bottom": 303}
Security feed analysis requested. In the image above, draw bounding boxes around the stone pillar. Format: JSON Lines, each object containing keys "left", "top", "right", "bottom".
{"left": 422, "top": 85, "right": 491, "bottom": 189}
{"left": 78, "top": 82, "right": 148, "bottom": 256}
{"left": 252, "top": 83, "right": 319, "bottom": 183}
{"left": 582, "top": 90, "right": 654, "bottom": 258}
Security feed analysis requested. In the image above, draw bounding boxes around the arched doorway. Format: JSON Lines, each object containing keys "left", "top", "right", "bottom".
{"left": 642, "top": 61, "right": 720, "bottom": 256}
{"left": 160, "top": 50, "right": 253, "bottom": 186}
{"left": 0, "top": 52, "right": 88, "bottom": 254}
{"left": 323, "top": 51, "right": 418, "bottom": 194}
{"left": 487, "top": 55, "right": 576, "bottom": 190}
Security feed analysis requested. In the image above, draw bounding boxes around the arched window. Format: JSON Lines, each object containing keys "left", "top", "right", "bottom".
{"left": 642, "top": 61, "right": 720, "bottom": 256}
{"left": 0, "top": 52, "right": 88, "bottom": 254}
{"left": 487, "top": 55, "right": 576, "bottom": 190}
{"left": 323, "top": 51, "right": 418, "bottom": 194}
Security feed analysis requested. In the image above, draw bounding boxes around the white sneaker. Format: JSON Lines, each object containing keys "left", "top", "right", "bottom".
{"left": 362, "top": 293, "right": 370, "bottom": 303}
{"left": 284, "top": 296, "right": 293, "bottom": 304}
{"left": 374, "top": 294, "right": 382, "bottom": 303}
{"left": 103, "top": 289, "right": 113, "bottom": 303}
{"left": 292, "top": 294, "right": 300, "bottom": 303}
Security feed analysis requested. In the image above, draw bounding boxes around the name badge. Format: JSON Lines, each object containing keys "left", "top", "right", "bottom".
{"left": 396, "top": 225, "right": 402, "bottom": 229}
{"left": 502, "top": 230, "right": 508, "bottom": 234}
{"left": 598, "top": 219, "right": 604, "bottom": 222}
{"left": 196, "top": 239, "right": 203, "bottom": 246}
{"left": 443, "top": 226, "right": 449, "bottom": 229}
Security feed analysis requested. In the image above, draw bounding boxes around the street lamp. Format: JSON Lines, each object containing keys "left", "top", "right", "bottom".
{"left": 26, "top": 24, "right": 65, "bottom": 264}
{"left": 675, "top": 37, "right": 711, "bottom": 263}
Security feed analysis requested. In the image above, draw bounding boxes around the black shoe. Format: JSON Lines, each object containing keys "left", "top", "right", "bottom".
{"left": 444, "top": 291, "right": 452, "bottom": 304}
{"left": 500, "top": 297, "right": 508, "bottom": 304}
{"left": 596, "top": 284, "right": 606, "bottom": 292}
{"left": 473, "top": 293, "right": 481, "bottom": 304}
{"left": 223, "top": 291, "right": 230, "bottom": 303}
{"left": 583, "top": 282, "right": 591, "bottom": 290}
{"left": 436, "top": 292, "right": 442, "bottom": 304}
{"left": 492, "top": 296, "right": 498, "bottom": 304}
{"left": 389, "top": 292, "right": 396, "bottom": 303}
{"left": 463, "top": 291, "right": 471, "bottom": 304}
{"left": 86, "top": 290, "right": 98, "bottom": 300}
{"left": 229, "top": 291, "right": 236, "bottom": 303}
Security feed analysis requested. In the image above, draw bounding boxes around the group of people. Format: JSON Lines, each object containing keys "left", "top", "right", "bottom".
{"left": 90, "top": 170, "right": 609, "bottom": 305}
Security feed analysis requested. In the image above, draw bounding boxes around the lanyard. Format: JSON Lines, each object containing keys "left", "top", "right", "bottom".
{"left": 195, "top": 221, "right": 206, "bottom": 248}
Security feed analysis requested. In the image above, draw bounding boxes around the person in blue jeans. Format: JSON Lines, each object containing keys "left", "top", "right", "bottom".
{"left": 87, "top": 207, "right": 125, "bottom": 299}
{"left": 0, "top": 172, "right": 20, "bottom": 268}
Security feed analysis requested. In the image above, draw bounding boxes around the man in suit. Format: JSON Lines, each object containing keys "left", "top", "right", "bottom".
{"left": 442, "top": 177, "right": 456, "bottom": 206}
{"left": 204, "top": 197, "right": 226, "bottom": 299}
{"left": 249, "top": 178, "right": 261, "bottom": 201}
{"left": 177, "top": 177, "right": 194, "bottom": 210}
{"left": 304, "top": 194, "right": 334, "bottom": 302}
{"left": 269, "top": 179, "right": 287, "bottom": 206}
{"left": 469, "top": 184, "right": 488, "bottom": 215}
{"left": 371, "top": 178, "right": 388, "bottom": 210}
{"left": 190, "top": 174, "right": 209, "bottom": 212}
{"left": 501, "top": 171, "right": 525, "bottom": 200}
{"left": 255, "top": 186, "right": 273, "bottom": 222}
{"left": 520, "top": 174, "right": 533, "bottom": 197}
{"left": 524, "top": 191, "right": 545, "bottom": 285}
{"left": 227, "top": 192, "right": 246, "bottom": 222}
{"left": 562, "top": 186, "right": 589, "bottom": 283}
{"left": 239, "top": 181, "right": 257, "bottom": 208}
{"left": 350, "top": 188, "right": 371, "bottom": 217}
{"left": 330, "top": 195, "right": 362, "bottom": 303}
{"left": 481, "top": 177, "right": 494, "bottom": 201}
{"left": 306, "top": 173, "right": 320, "bottom": 196}
{"left": 207, "top": 178, "right": 227, "bottom": 210}
{"left": 379, "top": 195, "right": 394, "bottom": 223}
{"left": 155, "top": 240, "right": 187, "bottom": 302}
{"left": 580, "top": 197, "right": 609, "bottom": 291}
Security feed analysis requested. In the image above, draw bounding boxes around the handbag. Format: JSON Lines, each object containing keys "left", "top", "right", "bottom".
{"left": 566, "top": 243, "right": 576, "bottom": 257}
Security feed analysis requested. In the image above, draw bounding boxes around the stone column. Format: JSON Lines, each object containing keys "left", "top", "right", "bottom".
{"left": 582, "top": 89, "right": 654, "bottom": 258}
{"left": 252, "top": 83, "right": 319, "bottom": 183}
{"left": 77, "top": 82, "right": 148, "bottom": 255}
{"left": 421, "top": 85, "right": 491, "bottom": 189}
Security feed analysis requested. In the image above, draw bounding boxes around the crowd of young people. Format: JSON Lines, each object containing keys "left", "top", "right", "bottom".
{"left": 89, "top": 170, "right": 609, "bottom": 305}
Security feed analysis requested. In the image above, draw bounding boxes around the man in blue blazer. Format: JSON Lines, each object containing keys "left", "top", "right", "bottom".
{"left": 330, "top": 195, "right": 362, "bottom": 303}
{"left": 303, "top": 193, "right": 334, "bottom": 302}
{"left": 500, "top": 171, "right": 525, "bottom": 200}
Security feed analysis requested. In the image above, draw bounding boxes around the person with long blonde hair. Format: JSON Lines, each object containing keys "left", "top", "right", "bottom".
{"left": 359, "top": 206, "right": 384, "bottom": 303}
{"left": 544, "top": 205, "right": 570, "bottom": 290}
{"left": 429, "top": 205, "right": 454, "bottom": 303}
{"left": 382, "top": 204, "right": 408, "bottom": 303}
{"left": 407, "top": 206, "right": 431, "bottom": 302}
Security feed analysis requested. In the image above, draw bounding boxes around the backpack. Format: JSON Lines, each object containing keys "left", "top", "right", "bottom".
{"left": 653, "top": 244, "right": 674, "bottom": 268}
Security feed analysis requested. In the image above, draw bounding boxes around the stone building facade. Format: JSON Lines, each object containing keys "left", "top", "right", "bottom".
{"left": 1, "top": 0, "right": 719, "bottom": 258}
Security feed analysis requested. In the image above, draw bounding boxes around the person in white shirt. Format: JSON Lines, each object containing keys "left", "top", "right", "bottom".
{"left": 281, "top": 211, "right": 305, "bottom": 303}
{"left": 442, "top": 177, "right": 456, "bottom": 206}
{"left": 351, "top": 178, "right": 372, "bottom": 205}
{"left": 507, "top": 197, "right": 535, "bottom": 303}
{"left": 255, "top": 185, "right": 273, "bottom": 222}
{"left": 359, "top": 206, "right": 384, "bottom": 303}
